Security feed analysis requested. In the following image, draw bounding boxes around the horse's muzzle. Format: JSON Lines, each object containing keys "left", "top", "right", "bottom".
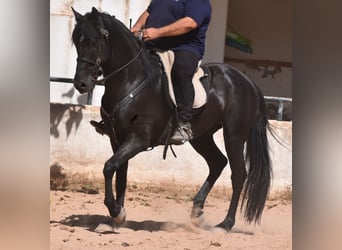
{"left": 74, "top": 80, "right": 94, "bottom": 94}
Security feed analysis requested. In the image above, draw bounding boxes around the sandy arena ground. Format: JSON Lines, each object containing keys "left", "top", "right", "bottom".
{"left": 50, "top": 183, "right": 291, "bottom": 250}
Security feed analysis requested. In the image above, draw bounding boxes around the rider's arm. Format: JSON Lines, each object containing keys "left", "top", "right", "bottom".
{"left": 143, "top": 17, "right": 197, "bottom": 41}
{"left": 131, "top": 10, "right": 149, "bottom": 33}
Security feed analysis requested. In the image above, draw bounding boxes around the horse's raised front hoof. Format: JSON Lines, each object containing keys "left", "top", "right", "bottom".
{"left": 113, "top": 207, "right": 126, "bottom": 226}
{"left": 90, "top": 120, "right": 108, "bottom": 136}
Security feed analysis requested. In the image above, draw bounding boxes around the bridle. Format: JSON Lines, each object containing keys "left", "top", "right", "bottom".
{"left": 77, "top": 45, "right": 143, "bottom": 85}
{"left": 76, "top": 16, "right": 144, "bottom": 85}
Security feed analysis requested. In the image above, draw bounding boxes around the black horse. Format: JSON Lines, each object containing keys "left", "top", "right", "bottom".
{"left": 71, "top": 7, "right": 272, "bottom": 231}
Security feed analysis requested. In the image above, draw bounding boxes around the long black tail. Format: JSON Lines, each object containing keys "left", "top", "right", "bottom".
{"left": 242, "top": 89, "right": 272, "bottom": 224}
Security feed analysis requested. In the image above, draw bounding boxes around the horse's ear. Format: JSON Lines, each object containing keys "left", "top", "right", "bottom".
{"left": 71, "top": 7, "right": 83, "bottom": 21}
{"left": 91, "top": 7, "right": 99, "bottom": 16}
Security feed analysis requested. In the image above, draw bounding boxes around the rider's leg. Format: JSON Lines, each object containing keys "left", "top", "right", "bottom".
{"left": 170, "top": 49, "right": 200, "bottom": 142}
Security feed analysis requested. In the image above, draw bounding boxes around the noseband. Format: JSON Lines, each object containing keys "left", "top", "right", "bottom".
{"left": 76, "top": 16, "right": 143, "bottom": 85}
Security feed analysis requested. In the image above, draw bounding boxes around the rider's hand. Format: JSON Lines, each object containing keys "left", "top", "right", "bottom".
{"left": 142, "top": 28, "right": 160, "bottom": 41}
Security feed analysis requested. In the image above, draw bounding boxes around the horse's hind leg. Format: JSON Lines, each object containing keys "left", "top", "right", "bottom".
{"left": 190, "top": 133, "right": 228, "bottom": 225}
{"left": 216, "top": 132, "right": 247, "bottom": 230}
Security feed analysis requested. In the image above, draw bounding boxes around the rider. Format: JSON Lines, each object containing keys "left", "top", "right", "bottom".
{"left": 131, "top": 0, "right": 211, "bottom": 143}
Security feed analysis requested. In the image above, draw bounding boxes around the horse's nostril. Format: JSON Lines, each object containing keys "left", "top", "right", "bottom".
{"left": 80, "top": 82, "right": 87, "bottom": 88}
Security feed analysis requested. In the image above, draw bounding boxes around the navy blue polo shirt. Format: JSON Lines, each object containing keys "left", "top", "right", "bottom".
{"left": 145, "top": 0, "right": 211, "bottom": 58}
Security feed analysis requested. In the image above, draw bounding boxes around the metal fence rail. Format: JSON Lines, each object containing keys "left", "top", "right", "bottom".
{"left": 50, "top": 77, "right": 292, "bottom": 120}
{"left": 264, "top": 96, "right": 292, "bottom": 121}
{"left": 50, "top": 77, "right": 93, "bottom": 105}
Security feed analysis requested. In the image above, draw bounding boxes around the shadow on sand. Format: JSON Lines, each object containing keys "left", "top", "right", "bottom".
{"left": 53, "top": 214, "right": 254, "bottom": 235}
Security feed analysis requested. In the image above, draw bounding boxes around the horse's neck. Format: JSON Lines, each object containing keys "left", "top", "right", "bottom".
{"left": 106, "top": 27, "right": 140, "bottom": 73}
{"left": 101, "top": 27, "right": 146, "bottom": 111}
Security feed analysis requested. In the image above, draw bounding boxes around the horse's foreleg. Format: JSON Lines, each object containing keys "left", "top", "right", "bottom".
{"left": 189, "top": 134, "right": 227, "bottom": 226}
{"left": 103, "top": 155, "right": 121, "bottom": 219}
{"left": 103, "top": 136, "right": 146, "bottom": 226}
{"left": 103, "top": 159, "right": 128, "bottom": 225}
{"left": 113, "top": 161, "right": 128, "bottom": 225}
{"left": 115, "top": 161, "right": 128, "bottom": 208}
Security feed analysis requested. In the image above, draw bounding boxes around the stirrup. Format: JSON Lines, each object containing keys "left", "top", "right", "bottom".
{"left": 169, "top": 122, "right": 193, "bottom": 145}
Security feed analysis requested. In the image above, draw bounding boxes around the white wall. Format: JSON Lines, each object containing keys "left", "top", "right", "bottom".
{"left": 50, "top": 104, "right": 292, "bottom": 190}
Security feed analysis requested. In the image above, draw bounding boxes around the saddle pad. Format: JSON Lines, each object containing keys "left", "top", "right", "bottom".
{"left": 157, "top": 50, "right": 207, "bottom": 108}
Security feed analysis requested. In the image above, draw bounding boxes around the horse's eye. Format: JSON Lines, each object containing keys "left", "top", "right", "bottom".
{"left": 79, "top": 36, "right": 85, "bottom": 43}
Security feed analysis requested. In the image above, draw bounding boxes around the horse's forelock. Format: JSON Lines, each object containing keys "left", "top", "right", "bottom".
{"left": 72, "top": 11, "right": 110, "bottom": 44}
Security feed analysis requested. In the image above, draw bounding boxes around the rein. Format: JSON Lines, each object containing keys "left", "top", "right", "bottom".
{"left": 98, "top": 44, "right": 144, "bottom": 85}
{"left": 77, "top": 44, "right": 143, "bottom": 86}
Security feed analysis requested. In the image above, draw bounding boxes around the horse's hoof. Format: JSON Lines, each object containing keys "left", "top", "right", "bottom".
{"left": 191, "top": 213, "right": 205, "bottom": 227}
{"left": 113, "top": 207, "right": 126, "bottom": 225}
{"left": 190, "top": 209, "right": 205, "bottom": 227}
{"left": 94, "top": 223, "right": 115, "bottom": 233}
{"left": 215, "top": 221, "right": 233, "bottom": 231}
{"left": 90, "top": 120, "right": 107, "bottom": 135}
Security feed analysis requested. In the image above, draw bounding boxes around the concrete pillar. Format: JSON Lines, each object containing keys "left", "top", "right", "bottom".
{"left": 203, "top": 0, "right": 229, "bottom": 63}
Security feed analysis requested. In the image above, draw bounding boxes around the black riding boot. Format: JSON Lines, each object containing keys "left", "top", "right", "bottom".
{"left": 170, "top": 105, "right": 194, "bottom": 144}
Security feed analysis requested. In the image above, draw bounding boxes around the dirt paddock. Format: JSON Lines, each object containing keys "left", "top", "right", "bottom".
{"left": 50, "top": 182, "right": 291, "bottom": 250}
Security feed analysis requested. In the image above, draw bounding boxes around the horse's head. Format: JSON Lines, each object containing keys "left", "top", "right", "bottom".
{"left": 71, "top": 7, "right": 112, "bottom": 93}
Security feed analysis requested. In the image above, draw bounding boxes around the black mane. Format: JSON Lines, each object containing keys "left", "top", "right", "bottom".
{"left": 72, "top": 10, "right": 134, "bottom": 45}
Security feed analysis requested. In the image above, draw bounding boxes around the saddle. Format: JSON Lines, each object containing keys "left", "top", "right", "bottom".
{"left": 156, "top": 50, "right": 208, "bottom": 108}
